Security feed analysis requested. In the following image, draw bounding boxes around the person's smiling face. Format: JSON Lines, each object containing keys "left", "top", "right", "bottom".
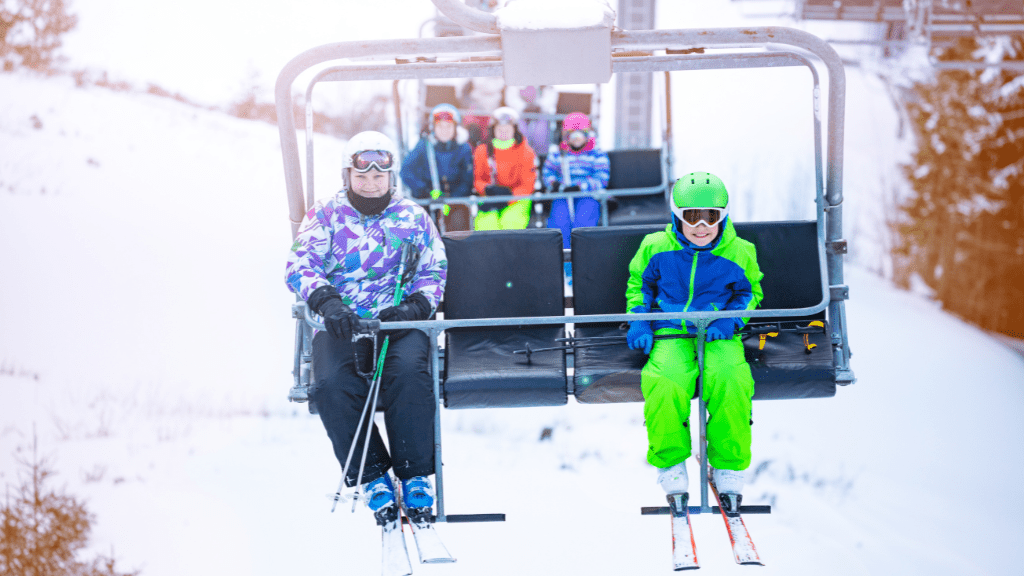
{"left": 350, "top": 167, "right": 389, "bottom": 198}
{"left": 682, "top": 222, "right": 718, "bottom": 247}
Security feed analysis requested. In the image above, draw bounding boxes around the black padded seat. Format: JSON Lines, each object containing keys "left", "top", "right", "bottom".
{"left": 442, "top": 228, "right": 567, "bottom": 408}
{"left": 570, "top": 221, "right": 834, "bottom": 403}
{"left": 605, "top": 149, "right": 670, "bottom": 226}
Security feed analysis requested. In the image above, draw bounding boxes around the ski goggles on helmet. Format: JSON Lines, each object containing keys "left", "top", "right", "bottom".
{"left": 432, "top": 110, "right": 456, "bottom": 123}
{"left": 679, "top": 207, "right": 727, "bottom": 227}
{"left": 350, "top": 149, "right": 395, "bottom": 172}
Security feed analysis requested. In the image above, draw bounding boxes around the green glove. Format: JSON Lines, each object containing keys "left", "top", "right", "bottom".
{"left": 430, "top": 189, "right": 450, "bottom": 216}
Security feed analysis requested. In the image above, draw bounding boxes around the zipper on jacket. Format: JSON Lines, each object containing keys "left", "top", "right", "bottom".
{"left": 682, "top": 252, "right": 699, "bottom": 312}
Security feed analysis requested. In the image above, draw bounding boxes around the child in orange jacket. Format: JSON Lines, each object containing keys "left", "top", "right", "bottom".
{"left": 472, "top": 106, "right": 537, "bottom": 230}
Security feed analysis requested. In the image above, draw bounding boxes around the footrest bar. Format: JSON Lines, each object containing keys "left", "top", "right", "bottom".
{"left": 441, "top": 513, "right": 506, "bottom": 523}
{"left": 641, "top": 505, "right": 771, "bottom": 515}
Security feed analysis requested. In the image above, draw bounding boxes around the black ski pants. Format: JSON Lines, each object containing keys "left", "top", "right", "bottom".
{"left": 312, "top": 329, "right": 436, "bottom": 487}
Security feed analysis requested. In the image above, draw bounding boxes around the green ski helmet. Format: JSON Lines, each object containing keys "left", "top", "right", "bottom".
{"left": 671, "top": 172, "right": 730, "bottom": 226}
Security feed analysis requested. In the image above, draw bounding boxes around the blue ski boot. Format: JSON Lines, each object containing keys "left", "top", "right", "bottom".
{"left": 401, "top": 476, "right": 435, "bottom": 524}
{"left": 364, "top": 474, "right": 397, "bottom": 525}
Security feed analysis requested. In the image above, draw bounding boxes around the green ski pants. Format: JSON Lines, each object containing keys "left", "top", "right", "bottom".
{"left": 640, "top": 330, "right": 755, "bottom": 471}
{"left": 474, "top": 199, "right": 532, "bottom": 230}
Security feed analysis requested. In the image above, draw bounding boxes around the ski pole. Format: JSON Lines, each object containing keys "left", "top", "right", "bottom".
{"left": 327, "top": 321, "right": 381, "bottom": 512}
{"left": 332, "top": 242, "right": 419, "bottom": 512}
{"left": 513, "top": 333, "right": 696, "bottom": 359}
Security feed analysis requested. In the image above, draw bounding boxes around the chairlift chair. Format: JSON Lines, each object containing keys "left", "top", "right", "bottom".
{"left": 277, "top": 0, "right": 854, "bottom": 525}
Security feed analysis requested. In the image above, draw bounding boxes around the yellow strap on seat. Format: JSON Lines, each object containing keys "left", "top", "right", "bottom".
{"left": 758, "top": 331, "right": 779, "bottom": 350}
{"left": 803, "top": 321, "right": 825, "bottom": 353}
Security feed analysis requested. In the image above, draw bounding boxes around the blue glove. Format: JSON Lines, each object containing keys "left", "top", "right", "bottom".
{"left": 705, "top": 318, "right": 736, "bottom": 342}
{"left": 627, "top": 321, "right": 654, "bottom": 354}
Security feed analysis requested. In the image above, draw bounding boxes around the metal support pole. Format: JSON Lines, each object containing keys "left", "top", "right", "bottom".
{"left": 429, "top": 326, "right": 447, "bottom": 522}
{"left": 694, "top": 318, "right": 710, "bottom": 513}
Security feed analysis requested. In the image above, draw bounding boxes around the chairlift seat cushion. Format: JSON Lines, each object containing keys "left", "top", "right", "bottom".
{"left": 570, "top": 221, "right": 834, "bottom": 403}
{"left": 442, "top": 229, "right": 568, "bottom": 408}
{"left": 445, "top": 326, "right": 567, "bottom": 408}
{"left": 605, "top": 149, "right": 670, "bottom": 226}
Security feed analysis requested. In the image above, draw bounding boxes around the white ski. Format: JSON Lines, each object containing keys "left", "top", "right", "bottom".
{"left": 381, "top": 516, "right": 413, "bottom": 576}
{"left": 408, "top": 519, "right": 456, "bottom": 564}
{"left": 709, "top": 479, "right": 763, "bottom": 566}
{"left": 669, "top": 493, "right": 699, "bottom": 571}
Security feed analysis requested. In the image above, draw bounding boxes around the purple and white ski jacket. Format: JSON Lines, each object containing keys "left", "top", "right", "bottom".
{"left": 285, "top": 193, "right": 447, "bottom": 318}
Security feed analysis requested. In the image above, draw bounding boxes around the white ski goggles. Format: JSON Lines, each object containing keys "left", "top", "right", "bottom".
{"left": 677, "top": 207, "right": 727, "bottom": 228}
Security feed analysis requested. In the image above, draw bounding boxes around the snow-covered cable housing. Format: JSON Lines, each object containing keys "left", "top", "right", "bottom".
{"left": 496, "top": 0, "right": 615, "bottom": 30}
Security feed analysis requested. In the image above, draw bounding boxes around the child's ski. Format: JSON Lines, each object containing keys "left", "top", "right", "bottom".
{"left": 708, "top": 478, "right": 763, "bottom": 566}
{"left": 668, "top": 493, "right": 700, "bottom": 571}
{"left": 380, "top": 507, "right": 413, "bottom": 576}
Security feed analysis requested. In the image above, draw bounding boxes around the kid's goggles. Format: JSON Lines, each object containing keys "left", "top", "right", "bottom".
{"left": 350, "top": 149, "right": 395, "bottom": 172}
{"left": 564, "top": 129, "right": 587, "bottom": 141}
{"left": 433, "top": 110, "right": 456, "bottom": 123}
{"left": 679, "top": 207, "right": 727, "bottom": 227}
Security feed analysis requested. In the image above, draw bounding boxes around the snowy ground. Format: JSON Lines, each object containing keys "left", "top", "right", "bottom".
{"left": 3, "top": 1, "right": 1023, "bottom": 574}
{"left": 3, "top": 68, "right": 1023, "bottom": 576}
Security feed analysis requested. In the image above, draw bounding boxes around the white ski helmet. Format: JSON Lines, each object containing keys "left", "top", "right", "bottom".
{"left": 491, "top": 106, "right": 520, "bottom": 125}
{"left": 342, "top": 131, "right": 399, "bottom": 192}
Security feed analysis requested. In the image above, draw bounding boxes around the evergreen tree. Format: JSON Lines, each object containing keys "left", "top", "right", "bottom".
{"left": 896, "top": 36, "right": 1024, "bottom": 336}
{"left": 0, "top": 434, "right": 138, "bottom": 576}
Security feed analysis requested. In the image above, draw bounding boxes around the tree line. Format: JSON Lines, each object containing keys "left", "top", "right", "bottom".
{"left": 894, "top": 37, "right": 1024, "bottom": 337}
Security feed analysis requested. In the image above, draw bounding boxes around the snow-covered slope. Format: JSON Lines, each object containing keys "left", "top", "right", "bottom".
{"left": 2, "top": 70, "right": 1021, "bottom": 576}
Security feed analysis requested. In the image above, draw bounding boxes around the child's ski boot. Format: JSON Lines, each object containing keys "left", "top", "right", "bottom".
{"left": 657, "top": 461, "right": 689, "bottom": 495}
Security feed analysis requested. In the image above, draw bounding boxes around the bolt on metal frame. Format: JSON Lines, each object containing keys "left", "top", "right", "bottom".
{"left": 277, "top": 25, "right": 854, "bottom": 521}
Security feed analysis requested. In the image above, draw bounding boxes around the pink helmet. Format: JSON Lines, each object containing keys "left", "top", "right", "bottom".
{"left": 561, "top": 111, "right": 595, "bottom": 153}
{"left": 562, "top": 112, "right": 591, "bottom": 131}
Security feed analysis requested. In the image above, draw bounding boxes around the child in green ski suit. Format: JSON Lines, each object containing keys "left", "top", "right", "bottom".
{"left": 625, "top": 172, "right": 763, "bottom": 501}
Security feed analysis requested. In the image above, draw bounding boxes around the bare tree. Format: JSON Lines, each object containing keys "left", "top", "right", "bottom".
{"left": 1, "top": 0, "right": 78, "bottom": 71}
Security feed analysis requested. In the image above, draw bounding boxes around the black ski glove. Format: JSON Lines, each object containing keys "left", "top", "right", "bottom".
{"left": 563, "top": 185, "right": 581, "bottom": 192}
{"left": 548, "top": 182, "right": 561, "bottom": 193}
{"left": 483, "top": 185, "right": 512, "bottom": 197}
{"left": 307, "top": 285, "right": 357, "bottom": 341}
{"left": 377, "top": 292, "right": 432, "bottom": 339}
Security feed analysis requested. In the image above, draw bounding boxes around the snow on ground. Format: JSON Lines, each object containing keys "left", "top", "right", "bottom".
{"left": 2, "top": 68, "right": 1023, "bottom": 576}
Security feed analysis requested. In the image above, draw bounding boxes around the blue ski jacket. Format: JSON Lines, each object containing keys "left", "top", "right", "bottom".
{"left": 400, "top": 136, "right": 475, "bottom": 199}
{"left": 626, "top": 218, "right": 764, "bottom": 334}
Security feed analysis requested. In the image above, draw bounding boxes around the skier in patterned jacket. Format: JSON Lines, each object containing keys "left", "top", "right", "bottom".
{"left": 284, "top": 131, "right": 447, "bottom": 523}
{"left": 542, "top": 111, "right": 610, "bottom": 249}
{"left": 625, "top": 172, "right": 763, "bottom": 512}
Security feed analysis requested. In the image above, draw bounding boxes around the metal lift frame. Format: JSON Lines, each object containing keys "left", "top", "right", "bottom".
{"left": 277, "top": 24, "right": 853, "bottom": 522}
